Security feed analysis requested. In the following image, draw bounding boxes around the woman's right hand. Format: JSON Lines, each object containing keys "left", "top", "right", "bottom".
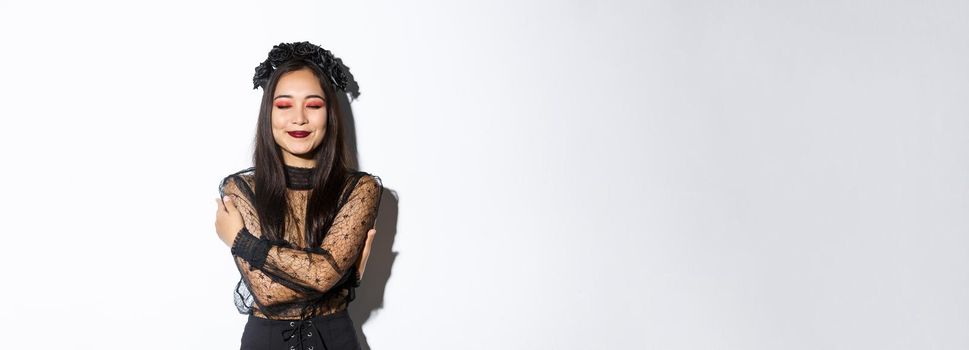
{"left": 356, "top": 228, "right": 377, "bottom": 281}
{"left": 215, "top": 195, "right": 246, "bottom": 247}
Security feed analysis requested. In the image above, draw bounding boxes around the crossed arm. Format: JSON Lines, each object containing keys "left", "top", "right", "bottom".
{"left": 220, "top": 174, "right": 382, "bottom": 305}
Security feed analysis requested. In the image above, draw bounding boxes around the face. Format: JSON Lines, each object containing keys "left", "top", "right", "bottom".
{"left": 271, "top": 67, "right": 328, "bottom": 168}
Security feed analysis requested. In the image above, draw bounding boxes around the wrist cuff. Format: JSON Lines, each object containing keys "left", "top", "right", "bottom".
{"left": 230, "top": 227, "right": 270, "bottom": 270}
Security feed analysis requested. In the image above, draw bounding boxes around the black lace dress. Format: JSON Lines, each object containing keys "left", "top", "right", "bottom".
{"left": 219, "top": 165, "right": 382, "bottom": 350}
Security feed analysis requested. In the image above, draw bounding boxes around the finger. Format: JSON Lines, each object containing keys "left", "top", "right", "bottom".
{"left": 357, "top": 261, "right": 367, "bottom": 281}
{"left": 357, "top": 233, "right": 373, "bottom": 265}
{"left": 222, "top": 195, "right": 237, "bottom": 213}
{"left": 366, "top": 228, "right": 376, "bottom": 247}
{"left": 361, "top": 229, "right": 375, "bottom": 256}
{"left": 215, "top": 199, "right": 224, "bottom": 229}
{"left": 357, "top": 228, "right": 377, "bottom": 279}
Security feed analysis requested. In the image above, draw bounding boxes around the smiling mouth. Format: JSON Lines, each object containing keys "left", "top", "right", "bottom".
{"left": 288, "top": 131, "right": 310, "bottom": 138}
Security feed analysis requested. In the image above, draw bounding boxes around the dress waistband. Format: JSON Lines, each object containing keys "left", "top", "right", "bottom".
{"left": 247, "top": 308, "right": 350, "bottom": 326}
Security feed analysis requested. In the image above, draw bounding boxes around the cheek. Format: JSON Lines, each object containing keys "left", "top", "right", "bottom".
{"left": 311, "top": 111, "right": 328, "bottom": 131}
{"left": 270, "top": 126, "right": 284, "bottom": 141}
{"left": 270, "top": 114, "right": 285, "bottom": 131}
{"left": 269, "top": 120, "right": 286, "bottom": 143}
{"left": 271, "top": 110, "right": 289, "bottom": 125}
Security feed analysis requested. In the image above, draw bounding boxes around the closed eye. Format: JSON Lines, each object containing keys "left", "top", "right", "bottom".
{"left": 275, "top": 105, "right": 322, "bottom": 109}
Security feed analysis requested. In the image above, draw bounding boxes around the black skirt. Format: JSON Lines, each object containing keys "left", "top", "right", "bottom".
{"left": 240, "top": 309, "right": 361, "bottom": 350}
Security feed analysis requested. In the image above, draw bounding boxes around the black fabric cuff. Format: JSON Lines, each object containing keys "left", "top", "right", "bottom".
{"left": 231, "top": 227, "right": 270, "bottom": 270}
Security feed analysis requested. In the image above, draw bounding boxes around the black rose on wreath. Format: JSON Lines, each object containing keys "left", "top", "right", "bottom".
{"left": 318, "top": 48, "right": 335, "bottom": 67}
{"left": 251, "top": 41, "right": 361, "bottom": 100}
{"left": 252, "top": 59, "right": 273, "bottom": 90}
{"left": 267, "top": 44, "right": 294, "bottom": 67}
{"left": 292, "top": 41, "right": 319, "bottom": 57}
{"left": 329, "top": 63, "right": 349, "bottom": 88}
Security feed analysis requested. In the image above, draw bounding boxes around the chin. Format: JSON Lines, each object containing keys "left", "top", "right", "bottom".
{"left": 288, "top": 143, "right": 320, "bottom": 156}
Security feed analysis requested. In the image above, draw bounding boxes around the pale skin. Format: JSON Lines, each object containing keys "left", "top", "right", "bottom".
{"left": 214, "top": 67, "right": 377, "bottom": 279}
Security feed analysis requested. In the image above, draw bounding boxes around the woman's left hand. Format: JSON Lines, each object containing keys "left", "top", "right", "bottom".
{"left": 215, "top": 195, "right": 245, "bottom": 247}
{"left": 357, "top": 228, "right": 377, "bottom": 280}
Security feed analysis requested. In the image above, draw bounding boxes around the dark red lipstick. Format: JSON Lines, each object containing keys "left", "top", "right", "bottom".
{"left": 288, "top": 131, "right": 310, "bottom": 138}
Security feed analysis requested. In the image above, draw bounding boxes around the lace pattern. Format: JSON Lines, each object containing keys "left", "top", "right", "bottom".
{"left": 219, "top": 166, "right": 382, "bottom": 320}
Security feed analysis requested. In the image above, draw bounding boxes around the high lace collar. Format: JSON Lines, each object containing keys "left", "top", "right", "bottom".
{"left": 283, "top": 164, "right": 316, "bottom": 190}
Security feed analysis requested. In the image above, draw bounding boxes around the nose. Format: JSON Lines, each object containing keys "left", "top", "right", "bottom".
{"left": 293, "top": 107, "right": 308, "bottom": 125}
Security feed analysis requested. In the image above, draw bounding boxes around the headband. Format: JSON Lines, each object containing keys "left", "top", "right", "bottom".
{"left": 252, "top": 41, "right": 360, "bottom": 99}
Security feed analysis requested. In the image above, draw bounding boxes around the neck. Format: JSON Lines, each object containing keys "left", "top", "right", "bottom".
{"left": 282, "top": 152, "right": 316, "bottom": 168}
{"left": 283, "top": 163, "right": 316, "bottom": 190}
{"left": 283, "top": 159, "right": 316, "bottom": 168}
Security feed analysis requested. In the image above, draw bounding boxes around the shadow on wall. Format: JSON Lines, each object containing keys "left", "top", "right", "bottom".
{"left": 339, "top": 91, "right": 400, "bottom": 350}
{"left": 349, "top": 188, "right": 398, "bottom": 350}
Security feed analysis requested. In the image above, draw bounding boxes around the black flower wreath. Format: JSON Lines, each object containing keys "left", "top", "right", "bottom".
{"left": 252, "top": 41, "right": 360, "bottom": 100}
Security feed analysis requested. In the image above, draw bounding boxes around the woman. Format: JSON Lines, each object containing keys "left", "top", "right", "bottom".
{"left": 214, "top": 41, "right": 382, "bottom": 350}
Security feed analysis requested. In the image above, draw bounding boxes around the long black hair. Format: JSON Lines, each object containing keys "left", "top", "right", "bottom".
{"left": 251, "top": 58, "right": 353, "bottom": 247}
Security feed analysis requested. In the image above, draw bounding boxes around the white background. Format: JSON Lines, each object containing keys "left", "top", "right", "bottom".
{"left": 1, "top": 0, "right": 967, "bottom": 349}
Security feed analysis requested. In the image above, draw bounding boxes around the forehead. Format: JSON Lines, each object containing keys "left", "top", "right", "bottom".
{"left": 274, "top": 68, "right": 323, "bottom": 96}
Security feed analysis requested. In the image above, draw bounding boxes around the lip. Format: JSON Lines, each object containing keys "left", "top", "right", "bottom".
{"left": 287, "top": 131, "right": 310, "bottom": 138}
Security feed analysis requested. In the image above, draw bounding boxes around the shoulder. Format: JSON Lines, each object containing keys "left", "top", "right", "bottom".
{"left": 348, "top": 171, "right": 382, "bottom": 191}
{"left": 339, "top": 171, "right": 382, "bottom": 205}
{"left": 341, "top": 171, "right": 382, "bottom": 211}
{"left": 218, "top": 167, "right": 256, "bottom": 197}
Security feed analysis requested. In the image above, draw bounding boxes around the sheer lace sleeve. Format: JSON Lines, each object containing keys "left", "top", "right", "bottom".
{"left": 220, "top": 174, "right": 307, "bottom": 309}
{"left": 231, "top": 174, "right": 383, "bottom": 294}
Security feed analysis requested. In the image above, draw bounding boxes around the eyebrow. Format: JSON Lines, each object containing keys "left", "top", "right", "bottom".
{"left": 273, "top": 94, "right": 325, "bottom": 101}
